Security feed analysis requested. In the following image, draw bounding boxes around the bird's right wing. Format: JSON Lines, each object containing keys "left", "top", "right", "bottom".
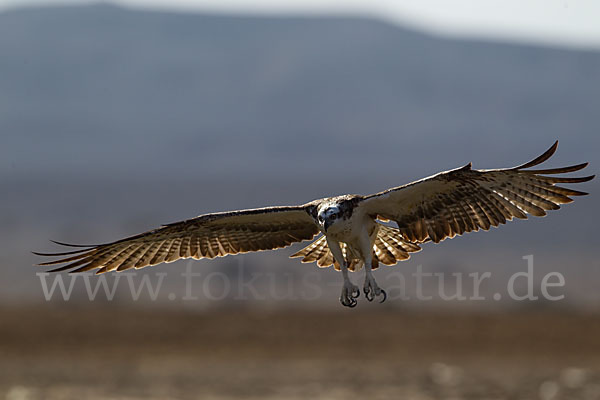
{"left": 34, "top": 205, "right": 320, "bottom": 273}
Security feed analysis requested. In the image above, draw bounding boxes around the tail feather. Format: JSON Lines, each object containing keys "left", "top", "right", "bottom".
{"left": 289, "top": 224, "right": 422, "bottom": 270}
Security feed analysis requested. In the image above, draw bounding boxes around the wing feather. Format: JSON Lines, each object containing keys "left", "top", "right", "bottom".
{"left": 359, "top": 141, "right": 593, "bottom": 244}
{"left": 35, "top": 206, "right": 319, "bottom": 273}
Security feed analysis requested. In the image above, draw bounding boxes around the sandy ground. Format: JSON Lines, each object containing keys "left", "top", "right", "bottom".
{"left": 1, "top": 306, "right": 600, "bottom": 400}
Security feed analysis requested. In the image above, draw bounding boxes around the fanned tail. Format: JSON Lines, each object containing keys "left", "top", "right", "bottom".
{"left": 289, "top": 224, "right": 422, "bottom": 270}
{"left": 373, "top": 225, "right": 422, "bottom": 266}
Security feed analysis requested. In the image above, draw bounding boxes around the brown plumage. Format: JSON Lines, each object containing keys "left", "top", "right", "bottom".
{"left": 35, "top": 207, "right": 320, "bottom": 273}
{"left": 360, "top": 141, "right": 592, "bottom": 244}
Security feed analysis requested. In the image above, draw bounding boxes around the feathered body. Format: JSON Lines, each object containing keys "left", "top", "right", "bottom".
{"left": 292, "top": 195, "right": 420, "bottom": 271}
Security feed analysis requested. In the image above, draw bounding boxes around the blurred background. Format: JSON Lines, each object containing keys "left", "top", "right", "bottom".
{"left": 1, "top": 0, "right": 599, "bottom": 399}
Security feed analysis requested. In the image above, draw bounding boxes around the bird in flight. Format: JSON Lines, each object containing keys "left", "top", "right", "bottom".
{"left": 35, "top": 142, "right": 593, "bottom": 307}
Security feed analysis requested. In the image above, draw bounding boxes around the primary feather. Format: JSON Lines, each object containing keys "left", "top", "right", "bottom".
{"left": 34, "top": 207, "right": 319, "bottom": 273}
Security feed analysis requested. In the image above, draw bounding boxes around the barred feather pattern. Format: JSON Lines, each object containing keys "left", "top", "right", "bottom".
{"left": 34, "top": 207, "right": 319, "bottom": 274}
{"left": 289, "top": 225, "right": 422, "bottom": 271}
{"left": 360, "top": 141, "right": 594, "bottom": 244}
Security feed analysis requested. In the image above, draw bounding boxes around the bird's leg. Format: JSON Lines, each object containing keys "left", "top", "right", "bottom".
{"left": 358, "top": 227, "right": 386, "bottom": 303}
{"left": 340, "top": 261, "right": 360, "bottom": 307}
{"left": 327, "top": 238, "right": 359, "bottom": 308}
{"left": 363, "top": 265, "right": 386, "bottom": 303}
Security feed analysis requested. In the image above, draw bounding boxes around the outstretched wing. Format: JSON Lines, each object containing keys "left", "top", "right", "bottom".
{"left": 359, "top": 141, "right": 594, "bottom": 244}
{"left": 34, "top": 206, "right": 319, "bottom": 273}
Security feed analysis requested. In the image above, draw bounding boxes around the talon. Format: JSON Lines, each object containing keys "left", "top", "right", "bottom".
{"left": 340, "top": 296, "right": 357, "bottom": 308}
{"left": 351, "top": 287, "right": 360, "bottom": 299}
{"left": 364, "top": 288, "right": 374, "bottom": 302}
{"left": 379, "top": 289, "right": 387, "bottom": 303}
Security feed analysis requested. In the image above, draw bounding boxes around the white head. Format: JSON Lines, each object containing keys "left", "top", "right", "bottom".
{"left": 317, "top": 203, "right": 342, "bottom": 232}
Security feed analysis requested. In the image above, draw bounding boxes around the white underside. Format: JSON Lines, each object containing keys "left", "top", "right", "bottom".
{"left": 322, "top": 210, "right": 378, "bottom": 266}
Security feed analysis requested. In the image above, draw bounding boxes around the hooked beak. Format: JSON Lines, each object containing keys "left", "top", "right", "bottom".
{"left": 323, "top": 219, "right": 331, "bottom": 232}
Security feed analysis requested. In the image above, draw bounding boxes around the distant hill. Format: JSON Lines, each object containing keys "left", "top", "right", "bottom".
{"left": 1, "top": 3, "right": 599, "bottom": 181}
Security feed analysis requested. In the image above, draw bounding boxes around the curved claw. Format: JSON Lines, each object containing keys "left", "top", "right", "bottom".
{"left": 364, "top": 287, "right": 374, "bottom": 302}
{"left": 378, "top": 289, "right": 387, "bottom": 303}
{"left": 340, "top": 295, "right": 357, "bottom": 308}
{"left": 351, "top": 287, "right": 360, "bottom": 299}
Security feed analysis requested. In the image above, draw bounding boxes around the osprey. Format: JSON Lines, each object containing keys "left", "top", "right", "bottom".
{"left": 35, "top": 142, "right": 593, "bottom": 307}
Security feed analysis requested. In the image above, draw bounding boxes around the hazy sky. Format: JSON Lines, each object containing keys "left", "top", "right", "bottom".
{"left": 1, "top": 0, "right": 600, "bottom": 49}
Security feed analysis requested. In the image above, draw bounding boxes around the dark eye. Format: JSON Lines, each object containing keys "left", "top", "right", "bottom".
{"left": 331, "top": 214, "right": 337, "bottom": 220}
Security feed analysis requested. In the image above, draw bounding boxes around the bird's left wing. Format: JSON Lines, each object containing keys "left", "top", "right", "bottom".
{"left": 359, "top": 141, "right": 593, "bottom": 244}
{"left": 34, "top": 205, "right": 319, "bottom": 273}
